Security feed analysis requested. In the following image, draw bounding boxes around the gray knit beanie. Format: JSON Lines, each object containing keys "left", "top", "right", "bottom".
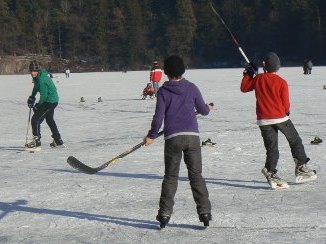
{"left": 263, "top": 52, "right": 280, "bottom": 72}
{"left": 29, "top": 60, "right": 41, "bottom": 72}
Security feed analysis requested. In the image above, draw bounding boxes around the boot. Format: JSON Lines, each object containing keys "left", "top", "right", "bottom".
{"left": 156, "top": 215, "right": 170, "bottom": 229}
{"left": 199, "top": 213, "right": 212, "bottom": 227}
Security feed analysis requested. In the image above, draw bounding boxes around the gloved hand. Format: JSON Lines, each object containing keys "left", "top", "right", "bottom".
{"left": 286, "top": 111, "right": 290, "bottom": 116}
{"left": 27, "top": 96, "right": 36, "bottom": 108}
{"left": 243, "top": 62, "right": 258, "bottom": 78}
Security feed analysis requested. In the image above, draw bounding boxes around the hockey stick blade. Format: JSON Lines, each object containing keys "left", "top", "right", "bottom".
{"left": 67, "top": 156, "right": 100, "bottom": 174}
{"left": 67, "top": 131, "right": 164, "bottom": 174}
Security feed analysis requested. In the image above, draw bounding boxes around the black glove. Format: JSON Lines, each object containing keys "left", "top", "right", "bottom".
{"left": 27, "top": 96, "right": 36, "bottom": 108}
{"left": 286, "top": 111, "right": 290, "bottom": 116}
{"left": 243, "top": 62, "right": 258, "bottom": 78}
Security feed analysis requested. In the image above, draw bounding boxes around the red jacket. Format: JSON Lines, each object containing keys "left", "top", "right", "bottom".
{"left": 241, "top": 73, "right": 290, "bottom": 120}
{"left": 150, "top": 66, "right": 163, "bottom": 83}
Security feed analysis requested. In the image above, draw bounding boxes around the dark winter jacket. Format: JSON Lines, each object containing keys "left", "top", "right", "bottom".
{"left": 31, "top": 69, "right": 59, "bottom": 108}
{"left": 147, "top": 78, "right": 210, "bottom": 139}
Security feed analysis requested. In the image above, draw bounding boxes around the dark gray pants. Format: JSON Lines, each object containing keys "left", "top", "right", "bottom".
{"left": 259, "top": 119, "right": 307, "bottom": 173}
{"left": 158, "top": 135, "right": 211, "bottom": 216}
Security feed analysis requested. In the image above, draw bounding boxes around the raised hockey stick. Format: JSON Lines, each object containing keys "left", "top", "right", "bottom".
{"left": 208, "top": 0, "right": 250, "bottom": 63}
{"left": 67, "top": 131, "right": 164, "bottom": 174}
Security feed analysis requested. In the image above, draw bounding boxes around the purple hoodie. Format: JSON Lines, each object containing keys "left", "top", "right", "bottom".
{"left": 147, "top": 78, "right": 210, "bottom": 139}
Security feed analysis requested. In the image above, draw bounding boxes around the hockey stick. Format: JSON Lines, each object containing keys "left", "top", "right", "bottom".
{"left": 25, "top": 108, "right": 32, "bottom": 146}
{"left": 67, "top": 131, "right": 164, "bottom": 174}
{"left": 208, "top": 0, "right": 250, "bottom": 63}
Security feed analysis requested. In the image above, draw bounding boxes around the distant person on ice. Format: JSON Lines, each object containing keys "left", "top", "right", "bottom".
{"left": 25, "top": 60, "right": 65, "bottom": 150}
{"left": 303, "top": 59, "right": 313, "bottom": 75}
{"left": 303, "top": 59, "right": 308, "bottom": 75}
{"left": 307, "top": 60, "right": 313, "bottom": 74}
{"left": 150, "top": 60, "right": 163, "bottom": 97}
{"left": 240, "top": 52, "right": 317, "bottom": 189}
{"left": 142, "top": 82, "right": 155, "bottom": 100}
{"left": 65, "top": 68, "right": 70, "bottom": 78}
{"left": 144, "top": 55, "right": 213, "bottom": 228}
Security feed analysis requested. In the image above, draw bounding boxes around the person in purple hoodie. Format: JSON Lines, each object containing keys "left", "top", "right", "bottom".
{"left": 144, "top": 55, "right": 214, "bottom": 228}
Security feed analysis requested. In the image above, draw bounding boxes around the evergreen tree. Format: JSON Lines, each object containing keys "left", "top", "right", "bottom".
{"left": 166, "top": 0, "right": 197, "bottom": 63}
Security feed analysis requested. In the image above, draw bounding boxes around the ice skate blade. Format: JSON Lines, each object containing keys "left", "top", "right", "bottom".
{"left": 24, "top": 147, "right": 41, "bottom": 152}
{"left": 159, "top": 223, "right": 167, "bottom": 229}
{"left": 270, "top": 182, "right": 290, "bottom": 189}
{"left": 296, "top": 174, "right": 317, "bottom": 183}
{"left": 51, "top": 144, "right": 67, "bottom": 149}
{"left": 201, "top": 144, "right": 216, "bottom": 147}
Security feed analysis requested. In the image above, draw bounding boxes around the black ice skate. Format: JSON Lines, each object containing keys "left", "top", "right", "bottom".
{"left": 25, "top": 136, "right": 41, "bottom": 151}
{"left": 310, "top": 136, "right": 322, "bottom": 145}
{"left": 201, "top": 138, "right": 216, "bottom": 147}
{"left": 199, "top": 213, "right": 212, "bottom": 227}
{"left": 156, "top": 215, "right": 170, "bottom": 229}
{"left": 50, "top": 138, "right": 66, "bottom": 148}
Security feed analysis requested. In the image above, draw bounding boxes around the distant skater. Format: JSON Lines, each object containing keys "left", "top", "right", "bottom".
{"left": 303, "top": 60, "right": 312, "bottom": 75}
{"left": 307, "top": 60, "right": 313, "bottom": 74}
{"left": 144, "top": 55, "right": 213, "bottom": 228}
{"left": 65, "top": 68, "right": 70, "bottom": 78}
{"left": 303, "top": 60, "right": 308, "bottom": 75}
{"left": 150, "top": 60, "right": 163, "bottom": 97}
{"left": 240, "top": 52, "right": 317, "bottom": 189}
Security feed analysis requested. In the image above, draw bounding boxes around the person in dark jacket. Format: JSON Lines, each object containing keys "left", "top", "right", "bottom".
{"left": 144, "top": 55, "right": 213, "bottom": 228}
{"left": 307, "top": 60, "right": 313, "bottom": 74}
{"left": 241, "top": 52, "right": 316, "bottom": 189}
{"left": 25, "top": 60, "right": 64, "bottom": 150}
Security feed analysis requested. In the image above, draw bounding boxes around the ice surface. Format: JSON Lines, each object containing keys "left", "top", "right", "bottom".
{"left": 0, "top": 67, "right": 325, "bottom": 243}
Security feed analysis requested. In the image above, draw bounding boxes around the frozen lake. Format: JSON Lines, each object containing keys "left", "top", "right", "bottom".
{"left": 0, "top": 67, "right": 325, "bottom": 243}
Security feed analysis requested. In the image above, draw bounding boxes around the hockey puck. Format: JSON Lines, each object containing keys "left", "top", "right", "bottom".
{"left": 29, "top": 151, "right": 34, "bottom": 153}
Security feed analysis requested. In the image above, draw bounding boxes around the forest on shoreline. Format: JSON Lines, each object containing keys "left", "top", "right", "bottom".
{"left": 1, "top": 0, "right": 325, "bottom": 72}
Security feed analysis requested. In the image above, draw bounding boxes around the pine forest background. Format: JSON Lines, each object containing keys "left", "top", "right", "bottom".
{"left": 0, "top": 0, "right": 326, "bottom": 73}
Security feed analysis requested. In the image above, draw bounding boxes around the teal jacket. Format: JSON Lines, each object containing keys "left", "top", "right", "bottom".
{"left": 31, "top": 69, "right": 59, "bottom": 107}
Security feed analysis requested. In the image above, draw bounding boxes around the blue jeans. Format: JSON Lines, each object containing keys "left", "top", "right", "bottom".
{"left": 153, "top": 82, "right": 159, "bottom": 96}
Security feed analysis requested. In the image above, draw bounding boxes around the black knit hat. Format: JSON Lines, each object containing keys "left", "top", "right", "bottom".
{"left": 29, "top": 60, "right": 41, "bottom": 72}
{"left": 164, "top": 55, "right": 185, "bottom": 78}
{"left": 263, "top": 52, "right": 280, "bottom": 72}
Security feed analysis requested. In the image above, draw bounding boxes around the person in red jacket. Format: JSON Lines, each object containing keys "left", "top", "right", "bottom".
{"left": 240, "top": 52, "right": 316, "bottom": 189}
{"left": 150, "top": 60, "right": 163, "bottom": 97}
